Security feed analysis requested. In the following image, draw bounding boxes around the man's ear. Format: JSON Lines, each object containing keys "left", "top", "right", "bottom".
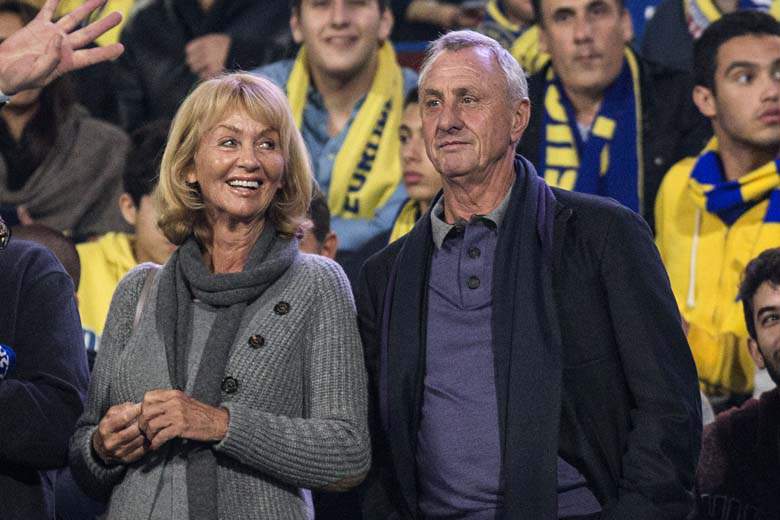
{"left": 748, "top": 337, "right": 767, "bottom": 369}
{"left": 378, "top": 6, "right": 394, "bottom": 42}
{"left": 291, "top": 8, "right": 304, "bottom": 45}
{"left": 511, "top": 98, "right": 531, "bottom": 143}
{"left": 693, "top": 85, "right": 717, "bottom": 119}
{"left": 119, "top": 193, "right": 138, "bottom": 227}
{"left": 320, "top": 231, "right": 339, "bottom": 260}
{"left": 621, "top": 8, "right": 634, "bottom": 43}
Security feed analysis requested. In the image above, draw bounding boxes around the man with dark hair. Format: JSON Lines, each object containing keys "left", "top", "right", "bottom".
{"left": 655, "top": 10, "right": 780, "bottom": 409}
{"left": 255, "top": 0, "right": 417, "bottom": 283}
{"left": 300, "top": 189, "right": 339, "bottom": 259}
{"left": 518, "top": 0, "right": 710, "bottom": 227}
{"left": 77, "top": 120, "right": 176, "bottom": 364}
{"left": 359, "top": 29, "right": 701, "bottom": 520}
{"left": 695, "top": 247, "right": 780, "bottom": 520}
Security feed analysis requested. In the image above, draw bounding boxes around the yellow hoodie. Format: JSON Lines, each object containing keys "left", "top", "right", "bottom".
{"left": 655, "top": 142, "right": 780, "bottom": 397}
{"left": 77, "top": 232, "right": 137, "bottom": 353}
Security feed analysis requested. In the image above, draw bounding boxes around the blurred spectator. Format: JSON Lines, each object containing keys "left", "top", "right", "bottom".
{"left": 117, "top": 0, "right": 292, "bottom": 132}
{"left": 255, "top": 0, "right": 416, "bottom": 283}
{"left": 476, "top": 0, "right": 549, "bottom": 73}
{"left": 655, "top": 11, "right": 780, "bottom": 408}
{"left": 77, "top": 120, "right": 175, "bottom": 368}
{"left": 11, "top": 223, "right": 79, "bottom": 287}
{"left": 695, "top": 247, "right": 780, "bottom": 520}
{"left": 0, "top": 218, "right": 89, "bottom": 519}
{"left": 517, "top": 0, "right": 710, "bottom": 227}
{"left": 389, "top": 88, "right": 442, "bottom": 242}
{"left": 300, "top": 189, "right": 339, "bottom": 259}
{"left": 0, "top": 1, "right": 130, "bottom": 240}
{"left": 641, "top": 0, "right": 779, "bottom": 73}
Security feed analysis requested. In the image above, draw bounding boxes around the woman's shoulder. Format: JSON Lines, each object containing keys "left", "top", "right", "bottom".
{"left": 293, "top": 253, "right": 351, "bottom": 292}
{"left": 112, "top": 263, "right": 161, "bottom": 309}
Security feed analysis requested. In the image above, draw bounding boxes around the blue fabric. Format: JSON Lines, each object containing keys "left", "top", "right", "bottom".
{"left": 539, "top": 57, "right": 641, "bottom": 212}
{"left": 254, "top": 60, "right": 417, "bottom": 252}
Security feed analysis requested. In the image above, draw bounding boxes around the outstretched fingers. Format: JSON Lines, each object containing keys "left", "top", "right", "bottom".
{"left": 69, "top": 42, "right": 124, "bottom": 71}
{"left": 55, "top": 0, "right": 106, "bottom": 33}
{"left": 67, "top": 10, "right": 122, "bottom": 49}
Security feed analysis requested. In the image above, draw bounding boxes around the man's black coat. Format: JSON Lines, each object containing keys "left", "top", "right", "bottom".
{"left": 356, "top": 166, "right": 702, "bottom": 519}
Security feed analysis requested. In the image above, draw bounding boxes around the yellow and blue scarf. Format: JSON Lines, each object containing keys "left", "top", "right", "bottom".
{"left": 685, "top": 0, "right": 780, "bottom": 38}
{"left": 388, "top": 198, "right": 421, "bottom": 244}
{"left": 287, "top": 43, "right": 404, "bottom": 220}
{"left": 539, "top": 49, "right": 644, "bottom": 213}
{"left": 480, "top": 0, "right": 549, "bottom": 74}
{"left": 688, "top": 139, "right": 780, "bottom": 225}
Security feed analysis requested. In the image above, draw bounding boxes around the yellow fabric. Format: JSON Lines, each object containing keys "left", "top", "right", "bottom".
{"left": 388, "top": 199, "right": 420, "bottom": 243}
{"left": 48, "top": 0, "right": 135, "bottom": 46}
{"left": 77, "top": 232, "right": 137, "bottom": 339}
{"left": 685, "top": 0, "right": 780, "bottom": 26}
{"left": 287, "top": 43, "right": 404, "bottom": 220}
{"left": 654, "top": 139, "right": 780, "bottom": 396}
{"left": 510, "top": 25, "right": 550, "bottom": 75}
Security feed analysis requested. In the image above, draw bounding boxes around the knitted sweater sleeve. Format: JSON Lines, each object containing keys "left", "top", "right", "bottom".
{"left": 214, "top": 258, "right": 371, "bottom": 490}
{"left": 68, "top": 266, "right": 152, "bottom": 500}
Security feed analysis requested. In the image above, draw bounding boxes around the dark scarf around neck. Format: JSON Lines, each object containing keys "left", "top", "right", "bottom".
{"left": 381, "top": 156, "right": 562, "bottom": 519}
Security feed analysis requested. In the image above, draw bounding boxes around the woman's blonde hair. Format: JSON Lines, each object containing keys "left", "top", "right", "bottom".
{"left": 155, "top": 72, "right": 313, "bottom": 246}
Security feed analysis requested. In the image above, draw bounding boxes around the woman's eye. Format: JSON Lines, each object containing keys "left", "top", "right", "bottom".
{"left": 219, "top": 138, "right": 237, "bottom": 147}
{"left": 259, "top": 140, "right": 276, "bottom": 150}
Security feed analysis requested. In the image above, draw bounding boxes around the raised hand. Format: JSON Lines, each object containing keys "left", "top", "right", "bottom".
{"left": 138, "top": 389, "right": 229, "bottom": 451}
{"left": 185, "top": 33, "right": 231, "bottom": 80}
{"left": 0, "top": 0, "right": 124, "bottom": 96}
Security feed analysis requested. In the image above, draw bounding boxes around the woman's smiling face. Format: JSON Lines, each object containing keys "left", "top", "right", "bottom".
{"left": 188, "top": 110, "right": 286, "bottom": 226}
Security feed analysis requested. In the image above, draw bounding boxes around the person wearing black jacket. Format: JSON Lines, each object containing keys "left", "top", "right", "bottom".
{"left": 116, "top": 0, "right": 293, "bottom": 132}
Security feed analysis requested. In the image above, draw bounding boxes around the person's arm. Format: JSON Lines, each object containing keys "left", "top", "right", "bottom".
{"left": 68, "top": 267, "right": 151, "bottom": 500}
{"left": 0, "top": 0, "right": 123, "bottom": 97}
{"left": 213, "top": 258, "right": 371, "bottom": 490}
{"left": 331, "top": 182, "right": 407, "bottom": 253}
{"left": 115, "top": 22, "right": 148, "bottom": 132}
{"left": 598, "top": 207, "right": 701, "bottom": 519}
{"left": 0, "top": 254, "right": 89, "bottom": 469}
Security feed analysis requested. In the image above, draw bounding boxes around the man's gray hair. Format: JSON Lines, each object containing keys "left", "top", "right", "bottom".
{"left": 418, "top": 30, "right": 529, "bottom": 103}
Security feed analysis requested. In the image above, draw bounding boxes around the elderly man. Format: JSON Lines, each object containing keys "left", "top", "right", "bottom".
{"left": 357, "top": 30, "right": 702, "bottom": 519}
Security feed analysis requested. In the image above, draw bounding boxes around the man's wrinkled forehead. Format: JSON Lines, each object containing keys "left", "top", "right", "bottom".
{"left": 420, "top": 47, "right": 501, "bottom": 92}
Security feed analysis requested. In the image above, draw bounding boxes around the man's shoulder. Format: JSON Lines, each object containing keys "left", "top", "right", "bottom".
{"left": 0, "top": 239, "right": 70, "bottom": 294}
{"left": 551, "top": 187, "right": 646, "bottom": 233}
{"left": 658, "top": 155, "right": 698, "bottom": 199}
{"left": 253, "top": 59, "right": 294, "bottom": 90}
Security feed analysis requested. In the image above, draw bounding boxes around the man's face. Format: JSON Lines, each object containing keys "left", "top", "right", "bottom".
{"left": 538, "top": 0, "right": 632, "bottom": 97}
{"left": 291, "top": 0, "right": 393, "bottom": 81}
{"left": 419, "top": 47, "right": 529, "bottom": 181}
{"left": 504, "top": 0, "right": 535, "bottom": 24}
{"left": 749, "top": 281, "right": 780, "bottom": 386}
{"left": 694, "top": 35, "right": 780, "bottom": 153}
{"left": 121, "top": 194, "right": 177, "bottom": 265}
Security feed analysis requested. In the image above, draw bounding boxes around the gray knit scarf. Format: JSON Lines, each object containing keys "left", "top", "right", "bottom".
{"left": 155, "top": 223, "right": 297, "bottom": 519}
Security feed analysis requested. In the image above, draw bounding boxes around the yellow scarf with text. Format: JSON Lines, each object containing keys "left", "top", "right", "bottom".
{"left": 388, "top": 198, "right": 421, "bottom": 243}
{"left": 287, "top": 43, "right": 404, "bottom": 220}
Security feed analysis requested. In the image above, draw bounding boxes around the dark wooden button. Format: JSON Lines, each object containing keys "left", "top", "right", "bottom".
{"left": 274, "top": 301, "right": 290, "bottom": 315}
{"left": 467, "top": 276, "right": 480, "bottom": 289}
{"left": 221, "top": 376, "right": 239, "bottom": 394}
{"left": 248, "top": 334, "right": 265, "bottom": 348}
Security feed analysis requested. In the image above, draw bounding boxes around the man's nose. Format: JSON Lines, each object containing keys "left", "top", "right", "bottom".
{"left": 762, "top": 71, "right": 780, "bottom": 101}
{"left": 329, "top": 0, "right": 349, "bottom": 26}
{"left": 573, "top": 15, "right": 594, "bottom": 43}
{"left": 436, "top": 102, "right": 464, "bottom": 133}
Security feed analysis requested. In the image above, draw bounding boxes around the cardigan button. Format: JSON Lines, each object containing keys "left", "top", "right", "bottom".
{"left": 467, "top": 275, "right": 481, "bottom": 289}
{"left": 274, "top": 301, "right": 291, "bottom": 315}
{"left": 221, "top": 376, "right": 239, "bottom": 394}
{"left": 248, "top": 334, "right": 265, "bottom": 348}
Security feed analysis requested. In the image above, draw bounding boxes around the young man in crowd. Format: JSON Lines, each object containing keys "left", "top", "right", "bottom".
{"left": 77, "top": 120, "right": 175, "bottom": 365}
{"left": 477, "top": 0, "right": 549, "bottom": 74}
{"left": 517, "top": 0, "right": 710, "bottom": 227}
{"left": 299, "top": 189, "right": 338, "bottom": 260}
{"left": 655, "top": 11, "right": 780, "bottom": 409}
{"left": 696, "top": 247, "right": 780, "bottom": 519}
{"left": 255, "top": 0, "right": 417, "bottom": 282}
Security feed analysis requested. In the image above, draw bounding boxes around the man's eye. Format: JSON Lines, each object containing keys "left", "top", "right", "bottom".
{"left": 399, "top": 133, "right": 409, "bottom": 144}
{"left": 772, "top": 68, "right": 780, "bottom": 81}
{"left": 425, "top": 99, "right": 441, "bottom": 108}
{"left": 762, "top": 313, "right": 780, "bottom": 326}
{"left": 735, "top": 72, "right": 753, "bottom": 84}
{"left": 462, "top": 96, "right": 477, "bottom": 104}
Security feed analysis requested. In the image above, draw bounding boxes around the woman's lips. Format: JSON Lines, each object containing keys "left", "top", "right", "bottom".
{"left": 403, "top": 171, "right": 423, "bottom": 185}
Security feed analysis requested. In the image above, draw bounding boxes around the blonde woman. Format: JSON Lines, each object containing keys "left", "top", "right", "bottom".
{"left": 69, "top": 73, "right": 369, "bottom": 519}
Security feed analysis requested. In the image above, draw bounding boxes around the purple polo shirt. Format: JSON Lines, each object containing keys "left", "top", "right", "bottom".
{"left": 416, "top": 187, "right": 602, "bottom": 519}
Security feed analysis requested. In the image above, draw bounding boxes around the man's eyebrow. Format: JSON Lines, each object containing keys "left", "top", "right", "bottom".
{"left": 756, "top": 305, "right": 780, "bottom": 319}
{"left": 423, "top": 88, "right": 443, "bottom": 98}
{"left": 724, "top": 61, "right": 757, "bottom": 75}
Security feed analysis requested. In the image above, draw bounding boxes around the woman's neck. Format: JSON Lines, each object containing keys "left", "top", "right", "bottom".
{"left": 205, "top": 217, "right": 265, "bottom": 273}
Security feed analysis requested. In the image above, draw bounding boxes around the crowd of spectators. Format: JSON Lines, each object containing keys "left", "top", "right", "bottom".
{"left": 1, "top": 0, "right": 779, "bottom": 518}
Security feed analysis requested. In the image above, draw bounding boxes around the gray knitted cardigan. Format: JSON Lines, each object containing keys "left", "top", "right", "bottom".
{"left": 68, "top": 253, "right": 370, "bottom": 519}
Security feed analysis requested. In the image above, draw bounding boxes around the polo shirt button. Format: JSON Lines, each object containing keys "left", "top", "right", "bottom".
{"left": 221, "top": 376, "right": 239, "bottom": 394}
{"left": 467, "top": 276, "right": 480, "bottom": 289}
{"left": 468, "top": 246, "right": 481, "bottom": 259}
{"left": 248, "top": 334, "right": 265, "bottom": 348}
{"left": 654, "top": 156, "right": 664, "bottom": 166}
{"left": 274, "top": 301, "right": 290, "bottom": 315}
